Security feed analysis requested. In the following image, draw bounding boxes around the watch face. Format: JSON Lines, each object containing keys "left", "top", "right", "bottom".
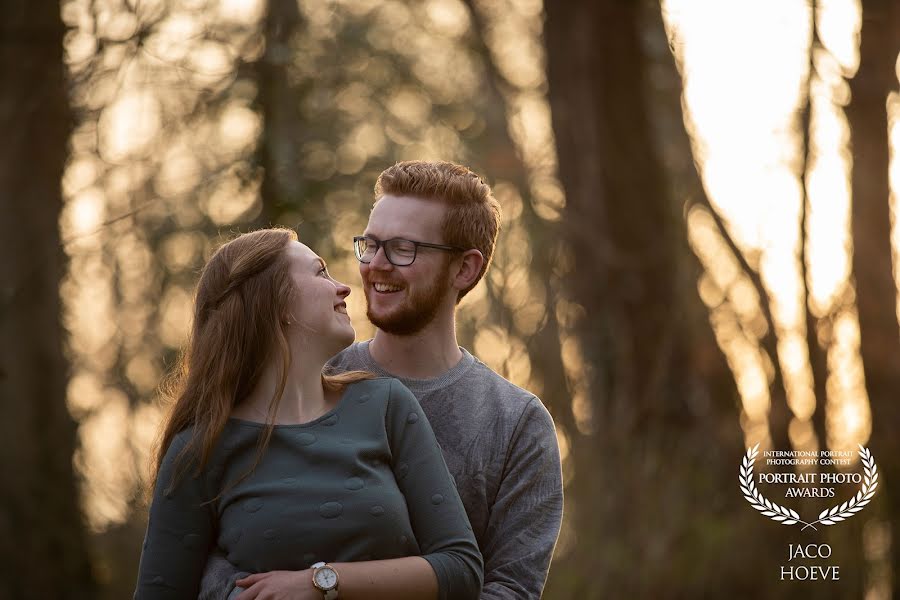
{"left": 314, "top": 567, "right": 337, "bottom": 589}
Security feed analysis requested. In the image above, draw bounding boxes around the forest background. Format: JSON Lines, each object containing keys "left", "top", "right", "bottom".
{"left": 2, "top": 0, "right": 899, "bottom": 598}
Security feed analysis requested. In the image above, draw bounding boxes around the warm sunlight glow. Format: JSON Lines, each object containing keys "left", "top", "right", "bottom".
{"left": 218, "top": 0, "right": 266, "bottom": 23}
{"left": 99, "top": 93, "right": 162, "bottom": 161}
{"left": 888, "top": 93, "right": 900, "bottom": 339}
{"left": 826, "top": 304, "right": 872, "bottom": 455}
{"left": 473, "top": 0, "right": 565, "bottom": 222}
{"left": 665, "top": 0, "right": 875, "bottom": 456}
{"left": 816, "top": 0, "right": 861, "bottom": 74}
{"left": 77, "top": 392, "right": 137, "bottom": 531}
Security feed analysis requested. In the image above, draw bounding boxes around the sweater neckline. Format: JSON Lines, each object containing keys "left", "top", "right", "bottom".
{"left": 354, "top": 339, "right": 476, "bottom": 395}
{"left": 227, "top": 384, "right": 354, "bottom": 429}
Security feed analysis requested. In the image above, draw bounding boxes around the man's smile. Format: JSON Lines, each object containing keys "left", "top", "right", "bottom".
{"left": 371, "top": 282, "right": 403, "bottom": 293}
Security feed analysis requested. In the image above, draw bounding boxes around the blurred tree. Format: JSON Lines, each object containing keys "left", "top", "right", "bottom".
{"left": 846, "top": 0, "right": 900, "bottom": 592}
{"left": 542, "top": 0, "right": 898, "bottom": 595}
{"left": 252, "top": 0, "right": 304, "bottom": 229}
{"left": 542, "top": 0, "right": 805, "bottom": 595}
{"left": 799, "top": 0, "right": 830, "bottom": 455}
{"left": 459, "top": 0, "right": 575, "bottom": 562}
{"left": 58, "top": 1, "right": 270, "bottom": 594}
{"left": 0, "top": 2, "right": 96, "bottom": 597}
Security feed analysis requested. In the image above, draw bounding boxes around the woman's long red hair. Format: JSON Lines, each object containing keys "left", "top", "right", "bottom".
{"left": 153, "top": 227, "right": 371, "bottom": 494}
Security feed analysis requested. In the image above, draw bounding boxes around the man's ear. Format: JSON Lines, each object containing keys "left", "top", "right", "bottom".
{"left": 452, "top": 249, "right": 485, "bottom": 292}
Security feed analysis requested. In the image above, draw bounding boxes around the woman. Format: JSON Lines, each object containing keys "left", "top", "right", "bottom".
{"left": 134, "top": 228, "right": 482, "bottom": 599}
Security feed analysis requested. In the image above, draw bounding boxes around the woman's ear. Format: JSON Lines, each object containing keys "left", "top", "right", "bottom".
{"left": 452, "top": 249, "right": 485, "bottom": 292}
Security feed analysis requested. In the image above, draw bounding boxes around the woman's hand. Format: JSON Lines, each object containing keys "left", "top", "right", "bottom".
{"left": 234, "top": 570, "right": 319, "bottom": 600}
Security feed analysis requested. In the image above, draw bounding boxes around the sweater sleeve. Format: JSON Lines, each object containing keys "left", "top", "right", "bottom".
{"left": 385, "top": 379, "right": 484, "bottom": 600}
{"left": 480, "top": 397, "right": 563, "bottom": 599}
{"left": 134, "top": 431, "right": 216, "bottom": 599}
{"left": 198, "top": 549, "right": 250, "bottom": 600}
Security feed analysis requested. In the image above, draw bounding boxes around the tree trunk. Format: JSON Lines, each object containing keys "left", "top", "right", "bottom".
{"left": 846, "top": 0, "right": 900, "bottom": 592}
{"left": 544, "top": 0, "right": 747, "bottom": 595}
{"left": 0, "top": 3, "right": 96, "bottom": 597}
{"left": 251, "top": 0, "right": 304, "bottom": 230}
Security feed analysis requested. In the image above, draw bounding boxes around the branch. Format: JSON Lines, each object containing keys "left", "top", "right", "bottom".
{"left": 800, "top": 0, "right": 830, "bottom": 450}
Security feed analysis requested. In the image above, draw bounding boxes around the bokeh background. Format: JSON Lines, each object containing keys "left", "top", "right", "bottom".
{"left": 2, "top": 0, "right": 899, "bottom": 597}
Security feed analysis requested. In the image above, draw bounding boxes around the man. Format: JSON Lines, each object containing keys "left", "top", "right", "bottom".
{"left": 203, "top": 160, "right": 563, "bottom": 599}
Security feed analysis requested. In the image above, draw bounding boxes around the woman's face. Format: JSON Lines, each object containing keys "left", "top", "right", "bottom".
{"left": 284, "top": 241, "right": 355, "bottom": 354}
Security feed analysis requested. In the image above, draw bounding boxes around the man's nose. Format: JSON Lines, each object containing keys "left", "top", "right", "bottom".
{"left": 368, "top": 246, "right": 393, "bottom": 270}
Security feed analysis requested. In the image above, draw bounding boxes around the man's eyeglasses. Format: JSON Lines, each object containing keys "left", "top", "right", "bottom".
{"left": 353, "top": 235, "right": 464, "bottom": 267}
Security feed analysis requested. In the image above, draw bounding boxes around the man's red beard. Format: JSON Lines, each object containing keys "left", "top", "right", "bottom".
{"left": 365, "top": 259, "right": 451, "bottom": 336}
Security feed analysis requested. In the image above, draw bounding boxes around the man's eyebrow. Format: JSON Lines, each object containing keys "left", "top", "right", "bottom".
{"left": 314, "top": 258, "right": 326, "bottom": 269}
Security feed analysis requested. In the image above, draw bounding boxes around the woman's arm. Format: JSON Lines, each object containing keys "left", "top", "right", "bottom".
{"left": 235, "top": 556, "right": 437, "bottom": 600}
{"left": 134, "top": 431, "right": 215, "bottom": 599}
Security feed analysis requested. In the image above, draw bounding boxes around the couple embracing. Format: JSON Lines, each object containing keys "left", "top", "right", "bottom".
{"left": 135, "top": 161, "right": 563, "bottom": 600}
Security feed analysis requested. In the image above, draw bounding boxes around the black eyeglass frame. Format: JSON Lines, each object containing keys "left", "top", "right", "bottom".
{"left": 353, "top": 235, "right": 465, "bottom": 266}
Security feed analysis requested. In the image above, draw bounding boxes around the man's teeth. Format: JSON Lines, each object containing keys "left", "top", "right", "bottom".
{"left": 373, "top": 283, "right": 402, "bottom": 293}
{"left": 335, "top": 305, "right": 347, "bottom": 314}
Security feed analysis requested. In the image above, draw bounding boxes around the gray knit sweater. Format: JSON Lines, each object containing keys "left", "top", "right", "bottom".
{"left": 135, "top": 378, "right": 482, "bottom": 600}
{"left": 199, "top": 342, "right": 563, "bottom": 599}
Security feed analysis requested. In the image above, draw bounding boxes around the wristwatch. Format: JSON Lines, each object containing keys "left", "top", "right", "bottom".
{"left": 311, "top": 561, "right": 340, "bottom": 599}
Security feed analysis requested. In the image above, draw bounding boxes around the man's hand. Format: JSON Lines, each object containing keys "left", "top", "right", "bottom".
{"left": 234, "top": 570, "right": 319, "bottom": 600}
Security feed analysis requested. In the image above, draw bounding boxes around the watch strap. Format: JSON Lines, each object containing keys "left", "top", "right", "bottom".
{"left": 311, "top": 562, "right": 339, "bottom": 599}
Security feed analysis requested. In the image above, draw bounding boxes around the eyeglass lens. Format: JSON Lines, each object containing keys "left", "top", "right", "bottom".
{"left": 356, "top": 237, "right": 417, "bottom": 266}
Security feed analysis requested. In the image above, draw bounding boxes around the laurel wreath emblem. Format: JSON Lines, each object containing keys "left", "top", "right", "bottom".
{"left": 739, "top": 443, "right": 878, "bottom": 531}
